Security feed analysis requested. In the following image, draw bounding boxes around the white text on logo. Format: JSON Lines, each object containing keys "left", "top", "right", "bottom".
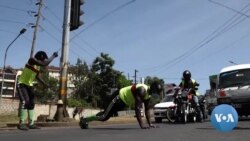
{"left": 215, "top": 114, "right": 234, "bottom": 122}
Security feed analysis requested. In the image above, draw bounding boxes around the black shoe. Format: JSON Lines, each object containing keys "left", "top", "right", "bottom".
{"left": 17, "top": 124, "right": 29, "bottom": 131}
{"left": 29, "top": 124, "right": 41, "bottom": 129}
{"left": 79, "top": 117, "right": 88, "bottom": 129}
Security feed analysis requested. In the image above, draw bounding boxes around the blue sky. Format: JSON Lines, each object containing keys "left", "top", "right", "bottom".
{"left": 1, "top": 0, "right": 250, "bottom": 94}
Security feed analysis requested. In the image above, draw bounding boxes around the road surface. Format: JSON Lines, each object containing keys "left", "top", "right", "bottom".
{"left": 0, "top": 119, "right": 250, "bottom": 141}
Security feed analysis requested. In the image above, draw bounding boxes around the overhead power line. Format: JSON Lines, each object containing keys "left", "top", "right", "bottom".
{"left": 69, "top": 0, "right": 136, "bottom": 73}
{"left": 0, "top": 19, "right": 26, "bottom": 24}
{"left": 70, "top": 0, "right": 136, "bottom": 41}
{"left": 143, "top": 2, "right": 250, "bottom": 75}
{"left": 43, "top": 2, "right": 100, "bottom": 60}
{"left": 208, "top": 0, "right": 250, "bottom": 18}
{"left": 43, "top": 5, "right": 63, "bottom": 22}
{"left": 0, "top": 4, "right": 28, "bottom": 12}
{"left": 42, "top": 0, "right": 134, "bottom": 73}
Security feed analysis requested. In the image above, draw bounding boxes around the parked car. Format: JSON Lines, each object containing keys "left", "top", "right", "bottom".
{"left": 153, "top": 94, "right": 175, "bottom": 123}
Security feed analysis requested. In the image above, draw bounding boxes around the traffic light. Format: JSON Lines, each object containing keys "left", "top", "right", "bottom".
{"left": 70, "top": 0, "right": 84, "bottom": 31}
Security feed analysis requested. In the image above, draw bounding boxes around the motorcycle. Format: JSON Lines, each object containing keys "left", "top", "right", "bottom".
{"left": 166, "top": 87, "right": 198, "bottom": 123}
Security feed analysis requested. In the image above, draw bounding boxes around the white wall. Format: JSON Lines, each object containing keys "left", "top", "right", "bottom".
{"left": 0, "top": 99, "right": 100, "bottom": 121}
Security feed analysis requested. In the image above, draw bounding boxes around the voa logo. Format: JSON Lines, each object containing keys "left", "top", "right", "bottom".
{"left": 215, "top": 113, "right": 235, "bottom": 123}
{"left": 211, "top": 104, "right": 238, "bottom": 132}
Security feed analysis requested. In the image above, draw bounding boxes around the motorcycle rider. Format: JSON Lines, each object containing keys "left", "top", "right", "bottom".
{"left": 175, "top": 70, "right": 203, "bottom": 122}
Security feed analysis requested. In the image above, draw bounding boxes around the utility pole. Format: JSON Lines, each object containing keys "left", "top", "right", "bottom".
{"left": 134, "top": 69, "right": 144, "bottom": 116}
{"left": 30, "top": 0, "right": 43, "bottom": 57}
{"left": 54, "top": 0, "right": 71, "bottom": 121}
{"left": 134, "top": 69, "right": 138, "bottom": 84}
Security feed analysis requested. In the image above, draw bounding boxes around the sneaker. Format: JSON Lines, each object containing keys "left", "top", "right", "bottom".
{"left": 79, "top": 117, "right": 88, "bottom": 129}
{"left": 29, "top": 124, "right": 41, "bottom": 129}
{"left": 17, "top": 124, "right": 29, "bottom": 131}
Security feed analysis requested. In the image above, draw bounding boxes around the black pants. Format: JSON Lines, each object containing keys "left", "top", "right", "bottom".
{"left": 97, "top": 90, "right": 127, "bottom": 121}
{"left": 17, "top": 84, "right": 35, "bottom": 110}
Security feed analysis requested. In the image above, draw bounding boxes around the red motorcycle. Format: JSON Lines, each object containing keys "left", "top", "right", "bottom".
{"left": 166, "top": 87, "right": 197, "bottom": 123}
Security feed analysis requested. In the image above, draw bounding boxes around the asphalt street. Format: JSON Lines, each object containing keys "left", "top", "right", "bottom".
{"left": 0, "top": 119, "right": 250, "bottom": 141}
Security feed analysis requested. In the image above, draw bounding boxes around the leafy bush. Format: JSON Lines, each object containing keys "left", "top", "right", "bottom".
{"left": 67, "top": 97, "right": 88, "bottom": 107}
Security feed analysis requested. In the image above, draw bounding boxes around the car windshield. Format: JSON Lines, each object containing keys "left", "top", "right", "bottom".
{"left": 161, "top": 95, "right": 174, "bottom": 102}
{"left": 219, "top": 68, "right": 250, "bottom": 89}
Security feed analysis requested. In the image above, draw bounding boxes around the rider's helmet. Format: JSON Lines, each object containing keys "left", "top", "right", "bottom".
{"left": 183, "top": 70, "right": 191, "bottom": 81}
{"left": 34, "top": 51, "right": 48, "bottom": 61}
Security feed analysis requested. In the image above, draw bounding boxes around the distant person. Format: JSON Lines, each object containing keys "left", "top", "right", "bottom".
{"left": 17, "top": 51, "right": 58, "bottom": 130}
{"left": 79, "top": 82, "right": 163, "bottom": 129}
{"left": 174, "top": 70, "right": 203, "bottom": 121}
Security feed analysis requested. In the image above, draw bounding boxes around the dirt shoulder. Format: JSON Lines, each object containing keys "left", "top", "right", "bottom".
{"left": 0, "top": 115, "right": 138, "bottom": 130}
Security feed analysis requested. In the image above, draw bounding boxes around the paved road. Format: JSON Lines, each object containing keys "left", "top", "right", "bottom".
{"left": 0, "top": 119, "right": 250, "bottom": 141}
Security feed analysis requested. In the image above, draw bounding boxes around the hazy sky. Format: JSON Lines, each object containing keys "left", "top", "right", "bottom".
{"left": 1, "top": 0, "right": 250, "bottom": 94}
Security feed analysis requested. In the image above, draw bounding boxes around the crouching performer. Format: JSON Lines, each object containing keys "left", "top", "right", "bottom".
{"left": 79, "top": 82, "right": 162, "bottom": 129}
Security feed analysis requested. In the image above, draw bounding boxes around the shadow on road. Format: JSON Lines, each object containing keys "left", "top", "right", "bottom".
{"left": 90, "top": 127, "right": 137, "bottom": 130}
{"left": 239, "top": 117, "right": 250, "bottom": 121}
{"left": 234, "top": 127, "right": 250, "bottom": 130}
{"left": 196, "top": 127, "right": 250, "bottom": 131}
{"left": 196, "top": 127, "right": 214, "bottom": 130}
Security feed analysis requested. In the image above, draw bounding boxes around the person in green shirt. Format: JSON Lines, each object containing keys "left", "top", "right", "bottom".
{"left": 79, "top": 81, "right": 163, "bottom": 129}
{"left": 17, "top": 51, "right": 58, "bottom": 130}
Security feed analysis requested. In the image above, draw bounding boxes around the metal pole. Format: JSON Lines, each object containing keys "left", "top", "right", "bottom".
{"left": 134, "top": 69, "right": 144, "bottom": 116}
{"left": 54, "top": 0, "right": 71, "bottom": 121}
{"left": 134, "top": 69, "right": 138, "bottom": 84}
{"left": 30, "top": 0, "right": 43, "bottom": 57}
{"left": 0, "top": 28, "right": 26, "bottom": 105}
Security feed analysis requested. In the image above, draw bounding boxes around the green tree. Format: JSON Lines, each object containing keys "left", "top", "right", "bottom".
{"left": 68, "top": 58, "right": 102, "bottom": 108}
{"left": 91, "top": 53, "right": 116, "bottom": 108}
{"left": 116, "top": 73, "right": 131, "bottom": 89}
{"left": 90, "top": 53, "right": 131, "bottom": 109}
{"left": 68, "top": 59, "right": 96, "bottom": 107}
{"left": 69, "top": 58, "right": 89, "bottom": 99}
{"left": 34, "top": 67, "right": 59, "bottom": 104}
{"left": 67, "top": 54, "right": 132, "bottom": 109}
{"left": 144, "top": 76, "right": 165, "bottom": 108}
{"left": 144, "top": 76, "right": 164, "bottom": 86}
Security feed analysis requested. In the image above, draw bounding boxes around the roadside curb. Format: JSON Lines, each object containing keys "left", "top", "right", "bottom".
{"left": 0, "top": 116, "right": 138, "bottom": 131}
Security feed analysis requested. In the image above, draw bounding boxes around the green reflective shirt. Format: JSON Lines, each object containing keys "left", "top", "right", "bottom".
{"left": 18, "top": 64, "right": 40, "bottom": 86}
{"left": 181, "top": 79, "right": 199, "bottom": 95}
{"left": 119, "top": 84, "right": 150, "bottom": 107}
